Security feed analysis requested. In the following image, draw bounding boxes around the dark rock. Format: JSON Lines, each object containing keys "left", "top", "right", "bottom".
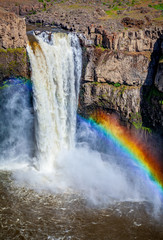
{"left": 121, "top": 17, "right": 144, "bottom": 29}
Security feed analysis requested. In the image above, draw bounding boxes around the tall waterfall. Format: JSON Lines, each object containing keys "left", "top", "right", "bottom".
{"left": 27, "top": 32, "right": 82, "bottom": 172}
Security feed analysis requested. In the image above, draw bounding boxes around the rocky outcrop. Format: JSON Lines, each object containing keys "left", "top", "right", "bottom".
{"left": 121, "top": 17, "right": 144, "bottom": 29}
{"left": 87, "top": 25, "right": 163, "bottom": 52}
{"left": 0, "top": 8, "right": 27, "bottom": 49}
{"left": 26, "top": 8, "right": 163, "bottom": 54}
{"left": 79, "top": 83, "right": 141, "bottom": 124}
{"left": 0, "top": 48, "right": 28, "bottom": 81}
{"left": 0, "top": 8, "right": 28, "bottom": 80}
{"left": 79, "top": 32, "right": 163, "bottom": 133}
{"left": 85, "top": 48, "right": 151, "bottom": 86}
{"left": 0, "top": 0, "right": 162, "bottom": 134}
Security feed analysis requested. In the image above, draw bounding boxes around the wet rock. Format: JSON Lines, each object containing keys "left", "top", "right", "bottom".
{"left": 34, "top": 30, "right": 41, "bottom": 35}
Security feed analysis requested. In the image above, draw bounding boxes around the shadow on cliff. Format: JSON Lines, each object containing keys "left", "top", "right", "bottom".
{"left": 140, "top": 33, "right": 163, "bottom": 156}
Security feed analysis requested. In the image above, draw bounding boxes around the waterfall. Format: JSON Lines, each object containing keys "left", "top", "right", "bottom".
{"left": 0, "top": 32, "right": 162, "bottom": 212}
{"left": 27, "top": 32, "right": 82, "bottom": 172}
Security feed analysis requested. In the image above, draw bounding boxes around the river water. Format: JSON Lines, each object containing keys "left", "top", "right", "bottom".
{"left": 1, "top": 171, "right": 163, "bottom": 240}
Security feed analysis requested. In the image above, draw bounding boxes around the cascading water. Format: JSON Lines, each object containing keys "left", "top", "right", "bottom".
{"left": 0, "top": 30, "right": 163, "bottom": 239}
{"left": 27, "top": 32, "right": 82, "bottom": 172}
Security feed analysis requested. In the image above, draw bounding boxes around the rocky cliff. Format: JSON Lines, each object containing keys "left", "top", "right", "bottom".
{"left": 87, "top": 26, "right": 163, "bottom": 52}
{"left": 0, "top": 0, "right": 162, "bottom": 136}
{"left": 79, "top": 27, "right": 163, "bottom": 134}
{"left": 21, "top": 0, "right": 163, "bottom": 135}
{"left": 0, "top": 8, "right": 28, "bottom": 81}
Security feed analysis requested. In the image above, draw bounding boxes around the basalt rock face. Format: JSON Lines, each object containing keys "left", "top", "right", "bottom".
{"left": 79, "top": 82, "right": 141, "bottom": 125}
{"left": 79, "top": 48, "right": 145, "bottom": 127}
{"left": 141, "top": 37, "right": 163, "bottom": 133}
{"left": 0, "top": 8, "right": 27, "bottom": 49}
{"left": 0, "top": 8, "right": 28, "bottom": 81}
{"left": 0, "top": 1, "right": 162, "bottom": 134}
{"left": 89, "top": 49, "right": 151, "bottom": 86}
{"left": 79, "top": 30, "right": 163, "bottom": 134}
{"left": 87, "top": 25, "right": 163, "bottom": 53}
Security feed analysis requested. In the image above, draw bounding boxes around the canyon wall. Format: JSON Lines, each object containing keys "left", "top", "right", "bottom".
{"left": 0, "top": 8, "right": 28, "bottom": 81}
{"left": 0, "top": 1, "right": 162, "bottom": 135}
{"left": 24, "top": 3, "right": 163, "bottom": 134}
{"left": 79, "top": 27, "right": 163, "bottom": 134}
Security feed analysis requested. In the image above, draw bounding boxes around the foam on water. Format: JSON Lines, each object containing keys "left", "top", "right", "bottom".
{"left": 27, "top": 32, "right": 82, "bottom": 172}
{"left": 0, "top": 33, "right": 162, "bottom": 216}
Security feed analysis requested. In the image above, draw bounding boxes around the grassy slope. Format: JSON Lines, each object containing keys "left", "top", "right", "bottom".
{"left": 99, "top": 0, "right": 163, "bottom": 21}
{"left": 0, "top": 0, "right": 162, "bottom": 22}
{"left": 55, "top": 0, "right": 163, "bottom": 24}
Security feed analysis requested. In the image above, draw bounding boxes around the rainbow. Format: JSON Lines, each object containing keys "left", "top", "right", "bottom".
{"left": 0, "top": 77, "right": 32, "bottom": 91}
{"left": 78, "top": 111, "right": 163, "bottom": 192}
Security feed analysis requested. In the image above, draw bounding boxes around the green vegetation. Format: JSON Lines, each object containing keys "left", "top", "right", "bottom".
{"left": 149, "top": 3, "right": 163, "bottom": 11}
{"left": 67, "top": 4, "right": 91, "bottom": 9}
{"left": 0, "top": 48, "right": 26, "bottom": 56}
{"left": 130, "top": 112, "right": 152, "bottom": 134}
{"left": 130, "top": 112, "right": 142, "bottom": 127}
{"left": 36, "top": 22, "right": 42, "bottom": 26}
{"left": 0, "top": 48, "right": 27, "bottom": 79}
{"left": 43, "top": 2, "right": 47, "bottom": 10}
{"left": 149, "top": 3, "right": 163, "bottom": 18}
{"left": 159, "top": 55, "right": 163, "bottom": 63}
{"left": 96, "top": 44, "right": 106, "bottom": 51}
{"left": 0, "top": 77, "right": 31, "bottom": 90}
{"left": 28, "top": 10, "right": 37, "bottom": 15}
{"left": 113, "top": 82, "right": 121, "bottom": 87}
{"left": 101, "top": 1, "right": 163, "bottom": 20}
{"left": 38, "top": 0, "right": 51, "bottom": 8}
{"left": 141, "top": 126, "right": 152, "bottom": 134}
{"left": 103, "top": 0, "right": 139, "bottom": 8}
{"left": 105, "top": 8, "right": 122, "bottom": 17}
{"left": 146, "top": 86, "right": 163, "bottom": 103}
{"left": 92, "top": 82, "right": 101, "bottom": 85}
{"left": 154, "top": 15, "right": 163, "bottom": 21}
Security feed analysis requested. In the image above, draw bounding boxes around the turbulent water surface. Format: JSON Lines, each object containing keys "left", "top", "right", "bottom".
{"left": 0, "top": 32, "right": 163, "bottom": 240}
{"left": 1, "top": 171, "right": 163, "bottom": 240}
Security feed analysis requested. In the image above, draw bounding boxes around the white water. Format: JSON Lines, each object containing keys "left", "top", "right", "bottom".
{"left": 0, "top": 79, "right": 34, "bottom": 170}
{"left": 0, "top": 32, "right": 162, "bottom": 214}
{"left": 27, "top": 32, "right": 82, "bottom": 172}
